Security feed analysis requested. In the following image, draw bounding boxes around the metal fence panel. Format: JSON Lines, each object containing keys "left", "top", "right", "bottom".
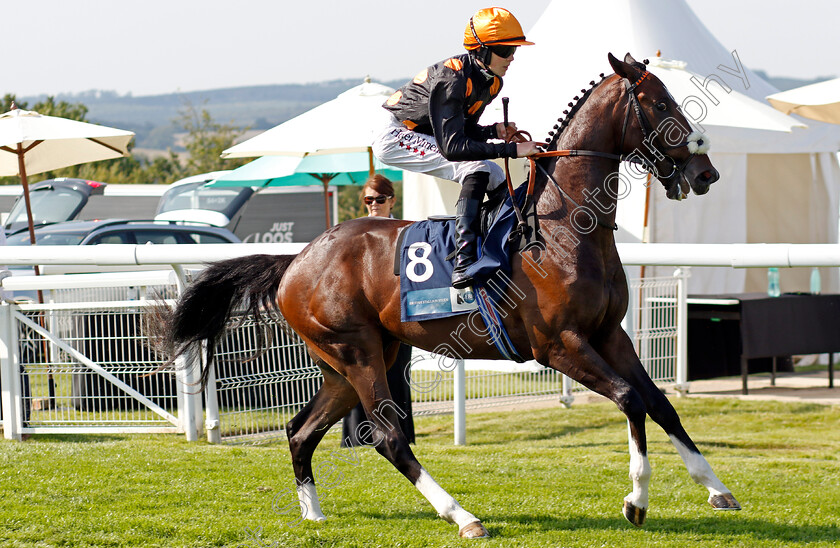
{"left": 13, "top": 302, "right": 181, "bottom": 433}
{"left": 1, "top": 269, "right": 682, "bottom": 442}
{"left": 627, "top": 275, "right": 681, "bottom": 383}
{"left": 212, "top": 316, "right": 321, "bottom": 444}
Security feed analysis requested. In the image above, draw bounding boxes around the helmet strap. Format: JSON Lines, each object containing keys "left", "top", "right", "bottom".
{"left": 468, "top": 16, "right": 494, "bottom": 67}
{"left": 469, "top": 46, "right": 493, "bottom": 68}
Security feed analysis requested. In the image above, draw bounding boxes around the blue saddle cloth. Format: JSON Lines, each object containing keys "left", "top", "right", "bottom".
{"left": 398, "top": 185, "right": 526, "bottom": 323}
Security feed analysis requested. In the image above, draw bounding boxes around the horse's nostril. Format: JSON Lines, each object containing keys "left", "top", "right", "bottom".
{"left": 700, "top": 169, "right": 719, "bottom": 184}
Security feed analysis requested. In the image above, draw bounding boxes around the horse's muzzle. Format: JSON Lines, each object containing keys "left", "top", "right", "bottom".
{"left": 690, "top": 167, "right": 719, "bottom": 196}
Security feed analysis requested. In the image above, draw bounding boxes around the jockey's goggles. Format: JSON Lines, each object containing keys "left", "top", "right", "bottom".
{"left": 364, "top": 195, "right": 392, "bottom": 205}
{"left": 489, "top": 45, "right": 517, "bottom": 58}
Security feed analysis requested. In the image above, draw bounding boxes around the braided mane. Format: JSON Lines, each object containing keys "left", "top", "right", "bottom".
{"left": 543, "top": 59, "right": 647, "bottom": 150}
{"left": 543, "top": 73, "right": 609, "bottom": 150}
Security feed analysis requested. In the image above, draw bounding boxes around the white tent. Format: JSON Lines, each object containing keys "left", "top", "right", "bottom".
{"left": 402, "top": 0, "right": 840, "bottom": 294}
{"left": 767, "top": 77, "right": 840, "bottom": 125}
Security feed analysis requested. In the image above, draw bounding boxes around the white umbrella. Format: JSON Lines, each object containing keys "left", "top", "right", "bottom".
{"left": 221, "top": 77, "right": 394, "bottom": 162}
{"left": 0, "top": 105, "right": 134, "bottom": 249}
{"left": 767, "top": 78, "right": 840, "bottom": 125}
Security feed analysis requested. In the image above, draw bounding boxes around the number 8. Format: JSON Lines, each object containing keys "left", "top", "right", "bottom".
{"left": 406, "top": 242, "right": 433, "bottom": 283}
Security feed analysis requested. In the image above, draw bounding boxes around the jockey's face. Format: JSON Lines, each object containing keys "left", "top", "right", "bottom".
{"left": 487, "top": 47, "right": 516, "bottom": 77}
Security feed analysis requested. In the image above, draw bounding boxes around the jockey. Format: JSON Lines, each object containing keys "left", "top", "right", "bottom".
{"left": 373, "top": 7, "right": 541, "bottom": 289}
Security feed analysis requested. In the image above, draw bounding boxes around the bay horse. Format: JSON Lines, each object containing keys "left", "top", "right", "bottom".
{"left": 155, "top": 53, "right": 739, "bottom": 539}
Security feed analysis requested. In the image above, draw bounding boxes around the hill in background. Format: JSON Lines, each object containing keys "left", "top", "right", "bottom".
{"left": 18, "top": 73, "right": 832, "bottom": 153}
{"left": 20, "top": 78, "right": 407, "bottom": 152}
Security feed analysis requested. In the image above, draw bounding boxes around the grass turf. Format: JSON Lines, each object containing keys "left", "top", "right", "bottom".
{"left": 1, "top": 398, "right": 838, "bottom": 547}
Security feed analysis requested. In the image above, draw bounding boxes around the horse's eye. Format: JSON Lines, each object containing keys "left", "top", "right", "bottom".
{"left": 656, "top": 102, "right": 667, "bottom": 112}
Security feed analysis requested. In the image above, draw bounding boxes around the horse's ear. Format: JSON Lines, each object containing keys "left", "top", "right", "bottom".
{"left": 608, "top": 52, "right": 640, "bottom": 80}
{"left": 623, "top": 53, "right": 638, "bottom": 66}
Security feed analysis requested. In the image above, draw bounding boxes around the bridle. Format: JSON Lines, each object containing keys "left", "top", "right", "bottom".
{"left": 503, "top": 69, "right": 709, "bottom": 235}
{"left": 619, "top": 70, "right": 708, "bottom": 186}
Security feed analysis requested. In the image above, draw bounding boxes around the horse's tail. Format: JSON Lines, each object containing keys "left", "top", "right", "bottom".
{"left": 150, "top": 254, "right": 297, "bottom": 389}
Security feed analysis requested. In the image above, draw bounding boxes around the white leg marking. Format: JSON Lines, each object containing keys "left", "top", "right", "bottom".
{"left": 415, "top": 468, "right": 479, "bottom": 528}
{"left": 669, "top": 435, "right": 729, "bottom": 497}
{"left": 297, "top": 481, "right": 326, "bottom": 522}
{"left": 625, "top": 421, "right": 651, "bottom": 509}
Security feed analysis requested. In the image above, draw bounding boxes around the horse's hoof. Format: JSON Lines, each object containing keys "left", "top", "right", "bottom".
{"left": 709, "top": 493, "right": 741, "bottom": 511}
{"left": 622, "top": 500, "right": 646, "bottom": 527}
{"left": 459, "top": 520, "right": 490, "bottom": 539}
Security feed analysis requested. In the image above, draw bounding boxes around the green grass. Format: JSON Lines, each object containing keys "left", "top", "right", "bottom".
{"left": 409, "top": 369, "right": 565, "bottom": 405}
{"left": 1, "top": 398, "right": 838, "bottom": 547}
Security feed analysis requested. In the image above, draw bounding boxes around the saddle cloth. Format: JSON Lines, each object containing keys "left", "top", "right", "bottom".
{"left": 396, "top": 184, "right": 527, "bottom": 323}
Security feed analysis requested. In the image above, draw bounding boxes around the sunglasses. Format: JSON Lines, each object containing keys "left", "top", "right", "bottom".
{"left": 489, "top": 45, "right": 517, "bottom": 58}
{"left": 364, "top": 195, "right": 392, "bottom": 205}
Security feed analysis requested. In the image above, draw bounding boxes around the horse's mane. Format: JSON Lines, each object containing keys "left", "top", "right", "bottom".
{"left": 543, "top": 59, "right": 648, "bottom": 151}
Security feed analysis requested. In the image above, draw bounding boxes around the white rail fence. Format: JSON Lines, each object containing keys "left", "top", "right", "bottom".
{"left": 1, "top": 243, "right": 838, "bottom": 444}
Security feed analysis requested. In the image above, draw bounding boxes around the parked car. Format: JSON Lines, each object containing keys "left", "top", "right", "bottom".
{"left": 153, "top": 171, "right": 251, "bottom": 228}
{"left": 154, "top": 172, "right": 335, "bottom": 243}
{"left": 0, "top": 174, "right": 333, "bottom": 245}
{"left": 3, "top": 178, "right": 107, "bottom": 234}
{"left": 3, "top": 219, "right": 240, "bottom": 281}
{"left": 4, "top": 218, "right": 241, "bottom": 247}
{"left": 1, "top": 178, "right": 176, "bottom": 237}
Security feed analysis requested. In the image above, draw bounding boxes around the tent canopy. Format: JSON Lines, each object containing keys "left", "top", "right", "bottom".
{"left": 767, "top": 78, "right": 840, "bottom": 125}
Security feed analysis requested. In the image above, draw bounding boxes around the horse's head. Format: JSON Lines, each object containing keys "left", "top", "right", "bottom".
{"left": 608, "top": 53, "right": 719, "bottom": 200}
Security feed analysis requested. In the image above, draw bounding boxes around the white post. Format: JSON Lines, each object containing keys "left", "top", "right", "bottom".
{"left": 204, "top": 352, "right": 221, "bottom": 444}
{"left": 674, "top": 267, "right": 690, "bottom": 396}
{"left": 621, "top": 266, "right": 636, "bottom": 341}
{"left": 175, "top": 349, "right": 201, "bottom": 441}
{"left": 453, "top": 359, "right": 465, "bottom": 445}
{"left": 0, "top": 303, "right": 22, "bottom": 440}
{"left": 171, "top": 264, "right": 189, "bottom": 294}
{"left": 560, "top": 374, "right": 575, "bottom": 408}
{"left": 171, "top": 265, "right": 204, "bottom": 441}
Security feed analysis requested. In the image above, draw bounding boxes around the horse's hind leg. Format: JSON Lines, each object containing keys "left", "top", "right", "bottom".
{"left": 286, "top": 361, "right": 360, "bottom": 522}
{"left": 342, "top": 356, "right": 489, "bottom": 539}
{"left": 600, "top": 328, "right": 740, "bottom": 511}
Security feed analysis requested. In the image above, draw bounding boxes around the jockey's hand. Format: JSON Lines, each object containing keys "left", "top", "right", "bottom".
{"left": 516, "top": 141, "right": 541, "bottom": 157}
{"left": 495, "top": 122, "right": 524, "bottom": 142}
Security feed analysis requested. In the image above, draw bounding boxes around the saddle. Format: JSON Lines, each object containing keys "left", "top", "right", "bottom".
{"left": 393, "top": 183, "right": 531, "bottom": 362}
{"left": 393, "top": 182, "right": 536, "bottom": 277}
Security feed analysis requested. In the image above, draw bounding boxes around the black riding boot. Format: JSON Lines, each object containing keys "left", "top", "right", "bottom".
{"left": 451, "top": 172, "right": 489, "bottom": 289}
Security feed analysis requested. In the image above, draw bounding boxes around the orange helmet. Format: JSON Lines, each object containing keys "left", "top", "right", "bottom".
{"left": 463, "top": 7, "right": 534, "bottom": 50}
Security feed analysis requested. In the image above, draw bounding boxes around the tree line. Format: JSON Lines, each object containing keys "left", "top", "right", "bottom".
{"left": 0, "top": 94, "right": 250, "bottom": 186}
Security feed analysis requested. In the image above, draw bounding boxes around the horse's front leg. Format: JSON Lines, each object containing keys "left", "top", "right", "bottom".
{"left": 596, "top": 327, "right": 741, "bottom": 512}
{"left": 541, "top": 330, "right": 651, "bottom": 526}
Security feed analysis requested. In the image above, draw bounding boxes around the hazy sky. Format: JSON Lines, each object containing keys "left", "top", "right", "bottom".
{"left": 7, "top": 0, "right": 837, "bottom": 98}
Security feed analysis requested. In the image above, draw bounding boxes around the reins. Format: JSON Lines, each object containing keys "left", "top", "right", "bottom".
{"left": 503, "top": 132, "right": 621, "bottom": 234}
